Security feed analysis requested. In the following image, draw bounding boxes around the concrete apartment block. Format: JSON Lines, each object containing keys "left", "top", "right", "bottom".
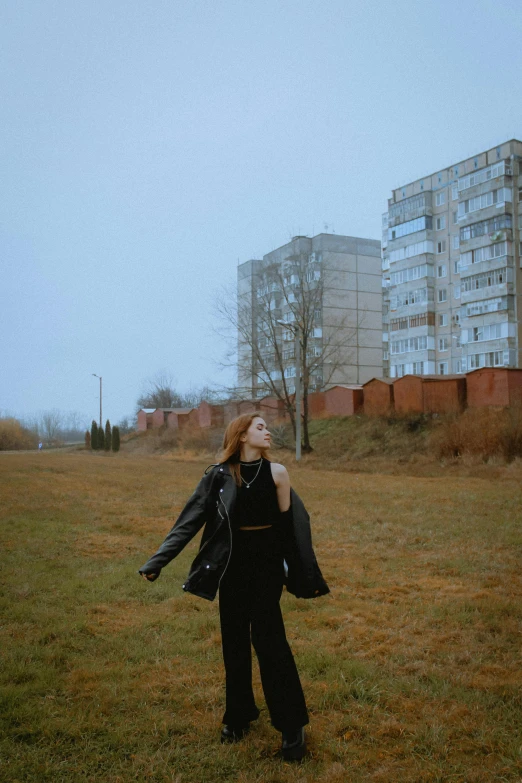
{"left": 382, "top": 139, "right": 522, "bottom": 379}
{"left": 237, "top": 233, "right": 382, "bottom": 399}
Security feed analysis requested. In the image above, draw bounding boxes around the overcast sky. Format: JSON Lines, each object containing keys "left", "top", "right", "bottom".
{"left": 2, "top": 0, "right": 521, "bottom": 427}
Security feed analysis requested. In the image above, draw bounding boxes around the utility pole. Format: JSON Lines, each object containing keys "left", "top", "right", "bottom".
{"left": 92, "top": 374, "right": 102, "bottom": 429}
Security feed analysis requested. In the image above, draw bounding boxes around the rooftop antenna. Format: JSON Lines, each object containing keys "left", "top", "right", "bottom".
{"left": 324, "top": 223, "right": 329, "bottom": 233}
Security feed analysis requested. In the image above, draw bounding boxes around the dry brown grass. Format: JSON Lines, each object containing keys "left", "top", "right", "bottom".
{"left": 0, "top": 451, "right": 521, "bottom": 782}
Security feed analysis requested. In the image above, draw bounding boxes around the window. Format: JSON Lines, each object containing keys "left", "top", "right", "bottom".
{"left": 436, "top": 216, "right": 446, "bottom": 231}
{"left": 391, "top": 287, "right": 433, "bottom": 309}
{"left": 314, "top": 309, "right": 321, "bottom": 322}
{"left": 458, "top": 188, "right": 512, "bottom": 219}
{"left": 439, "top": 313, "right": 448, "bottom": 326}
{"left": 439, "top": 338, "right": 449, "bottom": 351}
{"left": 469, "top": 351, "right": 504, "bottom": 369}
{"left": 312, "top": 327, "right": 322, "bottom": 338}
{"left": 390, "top": 317, "right": 409, "bottom": 331}
{"left": 391, "top": 264, "right": 433, "bottom": 285}
{"left": 439, "top": 362, "right": 449, "bottom": 375}
{"left": 388, "top": 193, "right": 430, "bottom": 221}
{"left": 454, "top": 285, "right": 461, "bottom": 299}
{"left": 437, "top": 264, "right": 447, "bottom": 278}
{"left": 469, "top": 323, "right": 502, "bottom": 342}
{"left": 459, "top": 241, "right": 509, "bottom": 268}
{"left": 453, "top": 211, "right": 458, "bottom": 225}
{"left": 388, "top": 239, "right": 434, "bottom": 263}
{"left": 455, "top": 334, "right": 461, "bottom": 348}
{"left": 436, "top": 191, "right": 446, "bottom": 206}
{"left": 454, "top": 359, "right": 463, "bottom": 374}
{"left": 452, "top": 186, "right": 458, "bottom": 200}
{"left": 409, "top": 312, "right": 436, "bottom": 328}
{"left": 306, "top": 269, "right": 321, "bottom": 282}
{"left": 412, "top": 361, "right": 424, "bottom": 374}
{"left": 452, "top": 235, "right": 460, "bottom": 250}
{"left": 437, "top": 241, "right": 446, "bottom": 254}
{"left": 454, "top": 260, "right": 460, "bottom": 274}
{"left": 388, "top": 215, "right": 433, "bottom": 240}
{"left": 391, "top": 336, "right": 429, "bottom": 355}
{"left": 284, "top": 366, "right": 296, "bottom": 378}
{"left": 438, "top": 289, "right": 447, "bottom": 302}
{"left": 462, "top": 267, "right": 508, "bottom": 292}
{"left": 458, "top": 161, "right": 506, "bottom": 191}
{"left": 496, "top": 146, "right": 501, "bottom": 160}
{"left": 460, "top": 213, "right": 511, "bottom": 241}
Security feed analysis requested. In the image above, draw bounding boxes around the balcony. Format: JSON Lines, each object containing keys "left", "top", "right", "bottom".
{"left": 458, "top": 161, "right": 512, "bottom": 193}
{"left": 388, "top": 192, "right": 433, "bottom": 228}
{"left": 460, "top": 295, "right": 514, "bottom": 320}
{"left": 459, "top": 253, "right": 513, "bottom": 279}
{"left": 459, "top": 213, "right": 512, "bottom": 244}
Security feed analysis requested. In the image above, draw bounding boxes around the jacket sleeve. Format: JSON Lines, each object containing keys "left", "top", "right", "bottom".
{"left": 138, "top": 469, "right": 216, "bottom": 577}
{"left": 282, "top": 489, "right": 330, "bottom": 599}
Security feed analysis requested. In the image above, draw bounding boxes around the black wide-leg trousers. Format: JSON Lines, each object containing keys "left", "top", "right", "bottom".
{"left": 218, "top": 526, "right": 309, "bottom": 732}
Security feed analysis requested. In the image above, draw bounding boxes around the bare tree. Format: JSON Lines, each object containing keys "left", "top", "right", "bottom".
{"left": 217, "top": 251, "right": 360, "bottom": 452}
{"left": 40, "top": 409, "right": 63, "bottom": 442}
{"left": 137, "top": 372, "right": 223, "bottom": 413}
{"left": 136, "top": 371, "right": 184, "bottom": 411}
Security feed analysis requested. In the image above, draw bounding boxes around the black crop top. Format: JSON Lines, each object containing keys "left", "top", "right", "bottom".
{"left": 231, "top": 457, "right": 282, "bottom": 528}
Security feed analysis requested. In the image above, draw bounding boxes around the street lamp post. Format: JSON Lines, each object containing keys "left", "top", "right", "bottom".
{"left": 92, "top": 374, "right": 102, "bottom": 430}
{"left": 277, "top": 320, "right": 301, "bottom": 461}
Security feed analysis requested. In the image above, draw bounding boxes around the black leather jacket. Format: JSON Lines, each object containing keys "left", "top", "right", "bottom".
{"left": 139, "top": 462, "right": 330, "bottom": 602}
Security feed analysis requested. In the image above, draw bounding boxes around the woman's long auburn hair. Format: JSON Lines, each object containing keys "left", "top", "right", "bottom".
{"left": 220, "top": 412, "right": 270, "bottom": 486}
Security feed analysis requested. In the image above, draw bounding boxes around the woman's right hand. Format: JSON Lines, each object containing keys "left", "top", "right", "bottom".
{"left": 141, "top": 572, "right": 159, "bottom": 582}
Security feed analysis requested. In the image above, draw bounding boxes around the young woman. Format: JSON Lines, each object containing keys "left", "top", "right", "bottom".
{"left": 139, "top": 412, "right": 329, "bottom": 761}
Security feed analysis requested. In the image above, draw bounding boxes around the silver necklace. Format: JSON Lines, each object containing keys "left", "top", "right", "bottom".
{"left": 239, "top": 459, "right": 262, "bottom": 488}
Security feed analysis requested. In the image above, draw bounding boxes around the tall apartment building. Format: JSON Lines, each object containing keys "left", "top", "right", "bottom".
{"left": 237, "top": 233, "right": 382, "bottom": 398}
{"left": 382, "top": 139, "right": 522, "bottom": 378}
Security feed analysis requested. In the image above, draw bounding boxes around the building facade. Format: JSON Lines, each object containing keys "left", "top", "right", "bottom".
{"left": 237, "top": 233, "right": 382, "bottom": 399}
{"left": 382, "top": 139, "right": 522, "bottom": 378}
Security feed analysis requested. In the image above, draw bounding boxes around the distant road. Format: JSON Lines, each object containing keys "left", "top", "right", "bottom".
{"left": 0, "top": 442, "right": 84, "bottom": 455}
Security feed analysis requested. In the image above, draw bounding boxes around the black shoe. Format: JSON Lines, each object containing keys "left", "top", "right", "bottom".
{"left": 281, "top": 727, "right": 306, "bottom": 761}
{"left": 220, "top": 724, "right": 250, "bottom": 743}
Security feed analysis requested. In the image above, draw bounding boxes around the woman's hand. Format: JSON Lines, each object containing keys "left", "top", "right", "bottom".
{"left": 141, "top": 572, "right": 159, "bottom": 582}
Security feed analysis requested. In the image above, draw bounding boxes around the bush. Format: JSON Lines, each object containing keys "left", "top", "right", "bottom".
{"left": 112, "top": 426, "right": 120, "bottom": 452}
{"left": 0, "top": 418, "right": 38, "bottom": 451}
{"left": 430, "top": 406, "right": 522, "bottom": 462}
{"left": 98, "top": 424, "right": 105, "bottom": 450}
{"left": 104, "top": 420, "right": 112, "bottom": 452}
{"left": 90, "top": 421, "right": 98, "bottom": 450}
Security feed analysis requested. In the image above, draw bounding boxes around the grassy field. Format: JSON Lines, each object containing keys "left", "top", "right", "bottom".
{"left": 1, "top": 451, "right": 521, "bottom": 783}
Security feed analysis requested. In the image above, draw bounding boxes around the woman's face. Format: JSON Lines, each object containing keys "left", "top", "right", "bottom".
{"left": 241, "top": 417, "right": 271, "bottom": 450}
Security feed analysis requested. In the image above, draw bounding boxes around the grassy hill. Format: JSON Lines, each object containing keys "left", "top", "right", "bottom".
{"left": 120, "top": 407, "right": 522, "bottom": 476}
